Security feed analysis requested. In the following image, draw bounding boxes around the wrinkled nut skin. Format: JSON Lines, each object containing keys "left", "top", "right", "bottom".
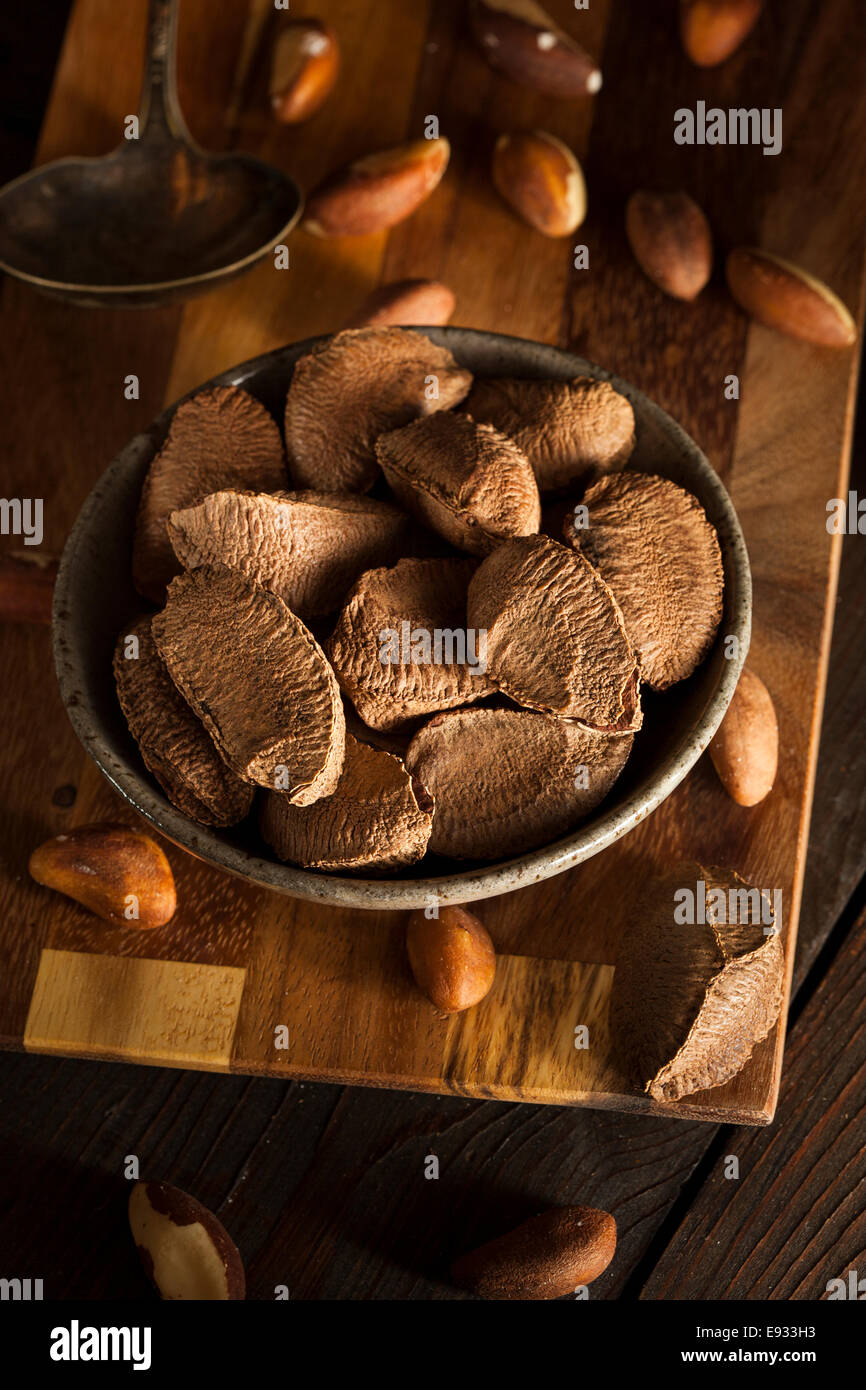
{"left": 344, "top": 278, "right": 455, "bottom": 329}
{"left": 304, "top": 138, "right": 450, "bottom": 237}
{"left": 270, "top": 19, "right": 339, "bottom": 124}
{"left": 726, "top": 248, "right": 857, "bottom": 348}
{"left": 114, "top": 615, "right": 255, "bottom": 828}
{"left": 708, "top": 668, "right": 778, "bottom": 806}
{"left": 285, "top": 328, "right": 473, "bottom": 494}
{"left": 625, "top": 191, "right": 712, "bottom": 301}
{"left": 566, "top": 472, "right": 724, "bottom": 691}
{"left": 468, "top": 535, "right": 641, "bottom": 731}
{"left": 406, "top": 906, "right": 496, "bottom": 1013}
{"left": 452, "top": 1205, "right": 616, "bottom": 1300}
{"left": 132, "top": 386, "right": 287, "bottom": 604}
{"left": 464, "top": 376, "right": 635, "bottom": 493}
{"left": 260, "top": 734, "right": 433, "bottom": 872}
{"left": 153, "top": 566, "right": 346, "bottom": 799}
{"left": 470, "top": 0, "right": 602, "bottom": 97}
{"left": 28, "top": 823, "right": 176, "bottom": 929}
{"left": 680, "top": 0, "right": 762, "bottom": 67}
{"left": 493, "top": 131, "right": 586, "bottom": 238}
{"left": 327, "top": 557, "right": 494, "bottom": 732}
{"left": 376, "top": 412, "right": 541, "bottom": 556}
{"left": 129, "top": 1181, "right": 245, "bottom": 1301}
{"left": 405, "top": 706, "right": 633, "bottom": 860}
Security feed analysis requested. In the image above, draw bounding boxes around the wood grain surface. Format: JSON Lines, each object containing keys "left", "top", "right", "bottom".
{"left": 2, "top": 0, "right": 866, "bottom": 1142}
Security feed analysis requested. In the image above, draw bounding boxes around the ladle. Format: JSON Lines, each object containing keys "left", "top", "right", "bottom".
{"left": 0, "top": 0, "right": 302, "bottom": 306}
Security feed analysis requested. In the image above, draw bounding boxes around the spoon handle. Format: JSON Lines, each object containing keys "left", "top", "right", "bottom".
{"left": 137, "top": 0, "right": 193, "bottom": 145}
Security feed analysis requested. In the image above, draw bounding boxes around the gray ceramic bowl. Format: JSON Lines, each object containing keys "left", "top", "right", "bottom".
{"left": 53, "top": 329, "right": 751, "bottom": 910}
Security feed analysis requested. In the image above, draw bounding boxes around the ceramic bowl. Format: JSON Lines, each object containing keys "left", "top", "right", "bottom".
{"left": 53, "top": 329, "right": 751, "bottom": 910}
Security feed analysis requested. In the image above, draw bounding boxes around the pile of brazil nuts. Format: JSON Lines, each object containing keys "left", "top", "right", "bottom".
{"left": 115, "top": 326, "right": 725, "bottom": 873}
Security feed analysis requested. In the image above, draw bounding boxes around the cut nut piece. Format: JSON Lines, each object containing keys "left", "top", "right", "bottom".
{"left": 726, "top": 248, "right": 857, "bottom": 348}
{"left": 285, "top": 328, "right": 472, "bottom": 493}
{"left": 129, "top": 1181, "right": 245, "bottom": 1300}
{"left": 625, "top": 191, "right": 713, "bottom": 301}
{"left": 464, "top": 376, "right": 635, "bottom": 493}
{"left": 152, "top": 566, "right": 345, "bottom": 799}
{"left": 114, "top": 616, "right": 254, "bottom": 826}
{"left": 303, "top": 138, "right": 450, "bottom": 237}
{"left": 405, "top": 706, "right": 633, "bottom": 859}
{"left": 470, "top": 0, "right": 602, "bottom": 97}
{"left": 468, "top": 535, "right": 641, "bottom": 731}
{"left": 167, "top": 490, "right": 410, "bottom": 620}
{"left": 260, "top": 733, "right": 433, "bottom": 871}
{"left": 610, "top": 862, "right": 784, "bottom": 1102}
{"left": 679, "top": 0, "right": 762, "bottom": 67}
{"left": 28, "top": 823, "right": 176, "bottom": 929}
{"left": 708, "top": 668, "right": 778, "bottom": 806}
{"left": 376, "top": 412, "right": 540, "bottom": 556}
{"left": 406, "top": 906, "right": 496, "bottom": 1013}
{"left": 132, "top": 387, "right": 286, "bottom": 603}
{"left": 327, "top": 557, "right": 494, "bottom": 732}
{"left": 270, "top": 18, "right": 339, "bottom": 124}
{"left": 452, "top": 1205, "right": 616, "bottom": 1300}
{"left": 492, "top": 130, "right": 586, "bottom": 238}
{"left": 344, "top": 278, "right": 456, "bottom": 329}
{"left": 564, "top": 472, "right": 724, "bottom": 690}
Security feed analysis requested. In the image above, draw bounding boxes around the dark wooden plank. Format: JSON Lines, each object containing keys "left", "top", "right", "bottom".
{"left": 0, "top": 1044, "right": 712, "bottom": 1299}
{"left": 797, "top": 430, "right": 866, "bottom": 986}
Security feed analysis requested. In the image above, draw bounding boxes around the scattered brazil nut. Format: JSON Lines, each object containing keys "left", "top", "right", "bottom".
{"left": 152, "top": 566, "right": 345, "bottom": 798}
{"left": 303, "top": 137, "right": 450, "bottom": 237}
{"left": 28, "top": 823, "right": 176, "bottom": 928}
{"left": 492, "top": 130, "right": 586, "bottom": 238}
{"left": 726, "top": 248, "right": 857, "bottom": 348}
{"left": 563, "top": 472, "right": 724, "bottom": 690}
{"left": 114, "top": 616, "right": 253, "bottom": 827}
{"left": 452, "top": 1205, "right": 616, "bottom": 1300}
{"left": 406, "top": 905, "right": 496, "bottom": 1013}
{"left": 284, "top": 327, "right": 472, "bottom": 493}
{"left": 610, "top": 862, "right": 784, "bottom": 1102}
{"left": 344, "top": 278, "right": 456, "bottom": 330}
{"left": 467, "top": 535, "right": 641, "bottom": 731}
{"left": 327, "top": 557, "right": 494, "bottom": 731}
{"left": 167, "top": 489, "right": 410, "bottom": 620}
{"left": 463, "top": 376, "right": 635, "bottom": 493}
{"left": 679, "top": 0, "right": 763, "bottom": 68}
{"left": 132, "top": 386, "right": 286, "bottom": 603}
{"left": 376, "top": 411, "right": 540, "bottom": 556}
{"left": 470, "top": 0, "right": 602, "bottom": 97}
{"left": 269, "top": 18, "right": 339, "bottom": 124}
{"left": 625, "top": 190, "right": 713, "bottom": 301}
{"left": 708, "top": 668, "right": 778, "bottom": 805}
{"left": 129, "top": 1181, "right": 245, "bottom": 1300}
{"left": 404, "top": 706, "right": 633, "bottom": 859}
{"left": 260, "top": 733, "right": 433, "bottom": 871}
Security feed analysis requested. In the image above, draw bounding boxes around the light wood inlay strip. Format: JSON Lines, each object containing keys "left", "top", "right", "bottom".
{"left": 24, "top": 950, "right": 246, "bottom": 1071}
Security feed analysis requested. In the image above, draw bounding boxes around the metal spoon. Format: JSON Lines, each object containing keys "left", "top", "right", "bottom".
{"left": 0, "top": 0, "right": 302, "bottom": 307}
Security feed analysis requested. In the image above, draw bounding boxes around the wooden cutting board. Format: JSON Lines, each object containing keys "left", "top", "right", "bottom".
{"left": 2, "top": 0, "right": 865, "bottom": 1125}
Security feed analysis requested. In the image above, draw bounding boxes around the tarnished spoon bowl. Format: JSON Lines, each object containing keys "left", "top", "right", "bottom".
{"left": 0, "top": 0, "right": 302, "bottom": 307}
{"left": 53, "top": 328, "right": 752, "bottom": 911}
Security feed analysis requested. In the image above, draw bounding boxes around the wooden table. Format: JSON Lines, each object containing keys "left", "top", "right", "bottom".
{"left": 1, "top": 0, "right": 865, "bottom": 1299}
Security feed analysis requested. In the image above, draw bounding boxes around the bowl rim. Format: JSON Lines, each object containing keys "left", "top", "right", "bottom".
{"left": 53, "top": 327, "right": 751, "bottom": 910}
